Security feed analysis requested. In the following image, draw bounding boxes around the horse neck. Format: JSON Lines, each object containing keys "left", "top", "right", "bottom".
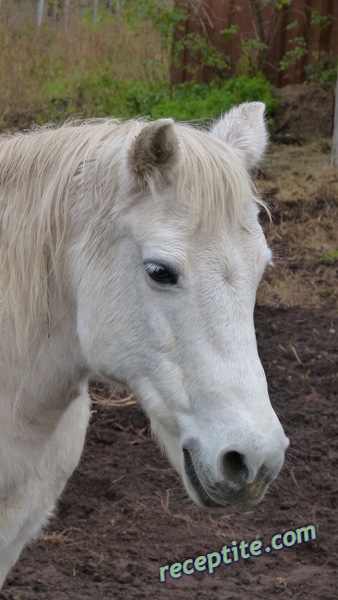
{"left": 0, "top": 276, "right": 90, "bottom": 422}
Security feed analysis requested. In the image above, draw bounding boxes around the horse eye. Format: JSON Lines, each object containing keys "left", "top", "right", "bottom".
{"left": 145, "top": 263, "right": 178, "bottom": 285}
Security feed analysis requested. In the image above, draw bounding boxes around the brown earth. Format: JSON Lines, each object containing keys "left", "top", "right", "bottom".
{"left": 273, "top": 82, "right": 335, "bottom": 143}
{"left": 1, "top": 95, "right": 338, "bottom": 600}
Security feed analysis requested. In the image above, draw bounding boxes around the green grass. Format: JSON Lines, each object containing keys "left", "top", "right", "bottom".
{"left": 43, "top": 75, "right": 277, "bottom": 124}
{"left": 318, "top": 250, "right": 338, "bottom": 265}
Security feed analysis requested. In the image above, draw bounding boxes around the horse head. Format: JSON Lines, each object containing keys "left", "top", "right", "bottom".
{"left": 73, "top": 103, "right": 289, "bottom": 508}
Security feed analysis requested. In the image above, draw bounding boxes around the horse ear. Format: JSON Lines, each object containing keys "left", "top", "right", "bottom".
{"left": 210, "top": 102, "right": 268, "bottom": 171}
{"left": 128, "top": 119, "right": 181, "bottom": 185}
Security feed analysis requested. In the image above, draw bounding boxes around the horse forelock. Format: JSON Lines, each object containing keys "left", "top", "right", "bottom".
{"left": 172, "top": 124, "right": 262, "bottom": 232}
{"left": 0, "top": 117, "right": 263, "bottom": 358}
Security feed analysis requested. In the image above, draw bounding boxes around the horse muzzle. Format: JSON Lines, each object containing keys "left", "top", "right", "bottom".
{"left": 182, "top": 437, "right": 288, "bottom": 508}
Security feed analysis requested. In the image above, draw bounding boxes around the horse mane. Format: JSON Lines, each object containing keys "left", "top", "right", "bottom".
{"left": 0, "top": 118, "right": 261, "bottom": 357}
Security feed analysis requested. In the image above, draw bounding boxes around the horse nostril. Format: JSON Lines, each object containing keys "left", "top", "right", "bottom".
{"left": 222, "top": 451, "right": 249, "bottom": 486}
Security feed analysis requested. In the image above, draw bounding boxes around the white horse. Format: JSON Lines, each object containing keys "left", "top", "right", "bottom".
{"left": 0, "top": 102, "right": 289, "bottom": 587}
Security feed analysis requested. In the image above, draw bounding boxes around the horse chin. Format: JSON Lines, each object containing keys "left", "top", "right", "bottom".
{"left": 185, "top": 478, "right": 268, "bottom": 510}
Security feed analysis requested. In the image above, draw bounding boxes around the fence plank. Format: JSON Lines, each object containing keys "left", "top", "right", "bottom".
{"left": 171, "top": 0, "right": 338, "bottom": 87}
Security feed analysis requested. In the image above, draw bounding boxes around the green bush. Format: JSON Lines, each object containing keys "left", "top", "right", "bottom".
{"left": 43, "top": 75, "right": 276, "bottom": 123}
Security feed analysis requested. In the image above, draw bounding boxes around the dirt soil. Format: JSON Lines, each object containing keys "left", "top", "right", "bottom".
{"left": 1, "top": 100, "right": 338, "bottom": 599}
{"left": 273, "top": 82, "right": 335, "bottom": 142}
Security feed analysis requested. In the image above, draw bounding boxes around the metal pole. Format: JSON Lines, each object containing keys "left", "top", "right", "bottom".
{"left": 331, "top": 72, "right": 338, "bottom": 167}
{"left": 37, "top": 0, "right": 44, "bottom": 28}
{"left": 64, "top": 0, "right": 70, "bottom": 32}
{"left": 93, "top": 0, "right": 98, "bottom": 25}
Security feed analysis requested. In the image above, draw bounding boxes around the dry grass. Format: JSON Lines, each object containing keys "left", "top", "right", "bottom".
{"left": 91, "top": 392, "right": 136, "bottom": 408}
{"left": 89, "top": 380, "right": 136, "bottom": 408}
{"left": 37, "top": 528, "right": 78, "bottom": 545}
{"left": 0, "top": 5, "right": 167, "bottom": 128}
{"left": 257, "top": 141, "right": 338, "bottom": 308}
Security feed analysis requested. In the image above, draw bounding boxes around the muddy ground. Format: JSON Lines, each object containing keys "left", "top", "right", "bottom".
{"left": 1, "top": 95, "right": 338, "bottom": 599}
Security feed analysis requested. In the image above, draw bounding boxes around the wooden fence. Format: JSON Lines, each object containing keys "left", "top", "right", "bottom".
{"left": 171, "top": 0, "right": 338, "bottom": 86}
